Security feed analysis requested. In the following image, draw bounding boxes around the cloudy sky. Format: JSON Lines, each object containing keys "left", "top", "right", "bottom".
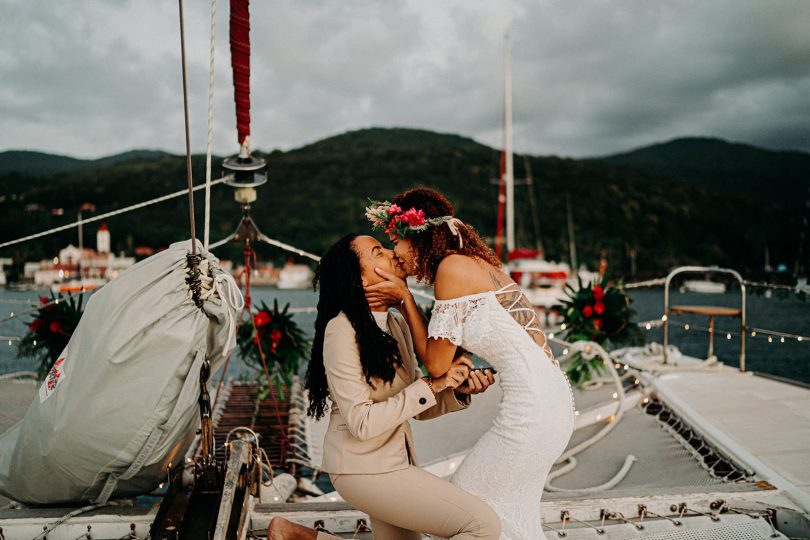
{"left": 1, "top": 1, "right": 808, "bottom": 159}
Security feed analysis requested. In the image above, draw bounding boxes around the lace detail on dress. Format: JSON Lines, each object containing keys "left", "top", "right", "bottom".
{"left": 427, "top": 296, "right": 490, "bottom": 345}
{"left": 492, "top": 283, "right": 556, "bottom": 364}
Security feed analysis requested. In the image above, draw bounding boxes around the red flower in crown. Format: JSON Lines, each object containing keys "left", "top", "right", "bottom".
{"left": 387, "top": 203, "right": 402, "bottom": 215}
{"left": 39, "top": 296, "right": 50, "bottom": 305}
{"left": 594, "top": 302, "right": 606, "bottom": 315}
{"left": 582, "top": 305, "right": 593, "bottom": 318}
{"left": 254, "top": 310, "right": 272, "bottom": 328}
{"left": 594, "top": 318, "right": 604, "bottom": 331}
{"left": 398, "top": 208, "right": 426, "bottom": 227}
{"left": 592, "top": 285, "right": 605, "bottom": 301}
{"left": 49, "top": 320, "right": 64, "bottom": 334}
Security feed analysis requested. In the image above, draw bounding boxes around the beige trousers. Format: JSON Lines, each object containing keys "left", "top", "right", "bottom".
{"left": 328, "top": 466, "right": 501, "bottom": 540}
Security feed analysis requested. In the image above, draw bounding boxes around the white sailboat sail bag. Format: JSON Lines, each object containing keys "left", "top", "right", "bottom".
{"left": 0, "top": 240, "right": 242, "bottom": 505}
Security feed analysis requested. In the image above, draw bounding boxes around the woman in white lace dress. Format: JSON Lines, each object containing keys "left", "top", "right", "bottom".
{"left": 365, "top": 188, "right": 575, "bottom": 539}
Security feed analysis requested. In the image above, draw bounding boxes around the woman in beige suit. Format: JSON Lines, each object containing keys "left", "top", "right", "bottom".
{"left": 269, "top": 233, "right": 500, "bottom": 540}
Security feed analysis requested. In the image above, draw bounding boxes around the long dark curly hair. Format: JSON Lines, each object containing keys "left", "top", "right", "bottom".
{"left": 393, "top": 187, "right": 502, "bottom": 284}
{"left": 305, "top": 233, "right": 403, "bottom": 420}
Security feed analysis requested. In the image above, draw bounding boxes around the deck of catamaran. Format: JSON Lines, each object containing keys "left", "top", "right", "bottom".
{"left": 2, "top": 337, "right": 809, "bottom": 539}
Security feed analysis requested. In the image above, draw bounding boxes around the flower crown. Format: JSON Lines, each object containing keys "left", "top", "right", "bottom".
{"left": 365, "top": 199, "right": 464, "bottom": 245}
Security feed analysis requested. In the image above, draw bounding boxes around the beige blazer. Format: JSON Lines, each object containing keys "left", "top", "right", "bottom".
{"left": 321, "top": 310, "right": 468, "bottom": 474}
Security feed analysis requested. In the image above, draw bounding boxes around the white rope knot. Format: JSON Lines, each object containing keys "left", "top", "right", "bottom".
{"left": 446, "top": 217, "right": 464, "bottom": 248}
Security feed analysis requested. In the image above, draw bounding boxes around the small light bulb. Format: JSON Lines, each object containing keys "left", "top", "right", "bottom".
{"left": 780, "top": 337, "right": 785, "bottom": 343}
{"left": 645, "top": 323, "right": 652, "bottom": 330}
{"left": 726, "top": 333, "right": 731, "bottom": 340}
{"left": 623, "top": 364, "right": 629, "bottom": 370}
{"left": 574, "top": 410, "right": 580, "bottom": 416}
{"left": 549, "top": 333, "right": 555, "bottom": 339}
{"left": 560, "top": 323, "right": 567, "bottom": 330}
{"left": 612, "top": 392, "right": 618, "bottom": 399}
{"left": 562, "top": 348, "right": 569, "bottom": 355}
{"left": 684, "top": 324, "right": 690, "bottom": 330}
{"left": 9, "top": 312, "right": 14, "bottom": 318}
{"left": 614, "top": 363, "right": 621, "bottom": 369}
{"left": 661, "top": 315, "right": 668, "bottom": 321}
{"left": 751, "top": 331, "right": 757, "bottom": 337}
{"left": 768, "top": 336, "right": 773, "bottom": 343}
{"left": 798, "top": 337, "right": 803, "bottom": 342}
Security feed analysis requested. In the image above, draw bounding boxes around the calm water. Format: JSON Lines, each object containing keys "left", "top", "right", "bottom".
{"left": 1, "top": 287, "right": 808, "bottom": 384}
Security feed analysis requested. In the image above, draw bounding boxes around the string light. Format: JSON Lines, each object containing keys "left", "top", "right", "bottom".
{"left": 768, "top": 336, "right": 773, "bottom": 343}
{"left": 562, "top": 348, "right": 569, "bottom": 356}
{"left": 684, "top": 324, "right": 690, "bottom": 331}
{"left": 549, "top": 333, "right": 555, "bottom": 339}
{"left": 781, "top": 337, "right": 785, "bottom": 343}
{"left": 661, "top": 314, "right": 668, "bottom": 321}
{"left": 751, "top": 331, "right": 757, "bottom": 337}
{"left": 726, "top": 333, "right": 732, "bottom": 340}
{"left": 645, "top": 323, "right": 652, "bottom": 330}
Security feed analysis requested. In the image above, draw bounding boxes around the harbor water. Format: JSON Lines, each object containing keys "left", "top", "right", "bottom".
{"left": 1, "top": 286, "right": 808, "bottom": 385}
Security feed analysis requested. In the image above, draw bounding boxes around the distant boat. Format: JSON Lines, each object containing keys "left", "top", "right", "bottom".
{"left": 51, "top": 278, "right": 105, "bottom": 295}
{"left": 679, "top": 279, "right": 726, "bottom": 294}
{"left": 277, "top": 262, "right": 314, "bottom": 289}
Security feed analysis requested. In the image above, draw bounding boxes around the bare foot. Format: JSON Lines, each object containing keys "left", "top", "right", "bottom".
{"left": 268, "top": 516, "right": 319, "bottom": 540}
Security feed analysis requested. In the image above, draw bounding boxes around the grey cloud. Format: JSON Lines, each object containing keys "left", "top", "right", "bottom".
{"left": 0, "top": 0, "right": 808, "bottom": 158}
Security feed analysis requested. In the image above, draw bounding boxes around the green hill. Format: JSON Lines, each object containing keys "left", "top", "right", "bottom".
{"left": 0, "top": 128, "right": 806, "bottom": 279}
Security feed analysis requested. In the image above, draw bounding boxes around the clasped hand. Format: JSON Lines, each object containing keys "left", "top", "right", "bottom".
{"left": 430, "top": 356, "right": 495, "bottom": 395}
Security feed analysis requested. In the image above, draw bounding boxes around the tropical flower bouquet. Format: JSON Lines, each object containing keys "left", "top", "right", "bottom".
{"left": 18, "top": 293, "right": 84, "bottom": 380}
{"left": 559, "top": 276, "right": 643, "bottom": 386}
{"left": 236, "top": 299, "right": 309, "bottom": 394}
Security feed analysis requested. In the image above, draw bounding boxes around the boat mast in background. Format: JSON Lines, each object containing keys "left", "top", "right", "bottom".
{"left": 504, "top": 34, "right": 515, "bottom": 255}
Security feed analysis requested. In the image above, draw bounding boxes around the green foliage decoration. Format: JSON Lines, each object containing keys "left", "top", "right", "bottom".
{"left": 560, "top": 276, "right": 643, "bottom": 387}
{"left": 236, "top": 299, "right": 310, "bottom": 396}
{"left": 18, "top": 293, "right": 84, "bottom": 380}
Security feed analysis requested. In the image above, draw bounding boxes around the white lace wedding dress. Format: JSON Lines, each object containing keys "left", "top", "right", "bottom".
{"left": 429, "top": 283, "right": 576, "bottom": 539}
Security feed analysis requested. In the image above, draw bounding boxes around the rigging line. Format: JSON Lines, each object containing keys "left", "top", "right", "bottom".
{"left": 0, "top": 179, "right": 227, "bottom": 250}
{"left": 177, "top": 0, "right": 197, "bottom": 254}
{"left": 204, "top": 0, "right": 217, "bottom": 250}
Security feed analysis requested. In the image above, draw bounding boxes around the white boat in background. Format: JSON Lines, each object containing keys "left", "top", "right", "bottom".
{"left": 277, "top": 261, "right": 314, "bottom": 289}
{"left": 680, "top": 279, "right": 727, "bottom": 294}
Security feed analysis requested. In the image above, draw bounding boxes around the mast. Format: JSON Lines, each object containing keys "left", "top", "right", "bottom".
{"left": 504, "top": 34, "right": 515, "bottom": 254}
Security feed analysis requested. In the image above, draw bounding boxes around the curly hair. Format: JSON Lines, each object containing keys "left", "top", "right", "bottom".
{"left": 305, "top": 233, "right": 404, "bottom": 421}
{"left": 392, "top": 188, "right": 502, "bottom": 284}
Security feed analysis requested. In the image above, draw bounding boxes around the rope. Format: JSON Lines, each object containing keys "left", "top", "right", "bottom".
{"left": 544, "top": 338, "right": 637, "bottom": 493}
{"left": 230, "top": 0, "right": 252, "bottom": 146}
{"left": 0, "top": 179, "right": 226, "bottom": 250}
{"left": 204, "top": 0, "right": 217, "bottom": 249}
{"left": 32, "top": 502, "right": 117, "bottom": 540}
{"left": 257, "top": 234, "right": 321, "bottom": 262}
{"left": 545, "top": 455, "right": 637, "bottom": 493}
{"left": 623, "top": 278, "right": 666, "bottom": 289}
{"left": 177, "top": 0, "right": 197, "bottom": 255}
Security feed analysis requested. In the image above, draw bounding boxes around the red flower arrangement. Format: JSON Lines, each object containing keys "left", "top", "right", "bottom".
{"left": 560, "top": 276, "right": 643, "bottom": 386}
{"left": 236, "top": 299, "right": 310, "bottom": 393}
{"left": 18, "top": 293, "right": 85, "bottom": 380}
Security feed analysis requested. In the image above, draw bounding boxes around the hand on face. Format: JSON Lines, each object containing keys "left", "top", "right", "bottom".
{"left": 353, "top": 236, "right": 409, "bottom": 308}
{"left": 364, "top": 267, "right": 411, "bottom": 309}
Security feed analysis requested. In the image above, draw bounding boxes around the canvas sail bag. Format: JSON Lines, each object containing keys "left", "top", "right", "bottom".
{"left": 0, "top": 240, "right": 242, "bottom": 504}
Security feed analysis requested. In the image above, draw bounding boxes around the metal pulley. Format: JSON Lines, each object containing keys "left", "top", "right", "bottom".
{"left": 221, "top": 151, "right": 267, "bottom": 204}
